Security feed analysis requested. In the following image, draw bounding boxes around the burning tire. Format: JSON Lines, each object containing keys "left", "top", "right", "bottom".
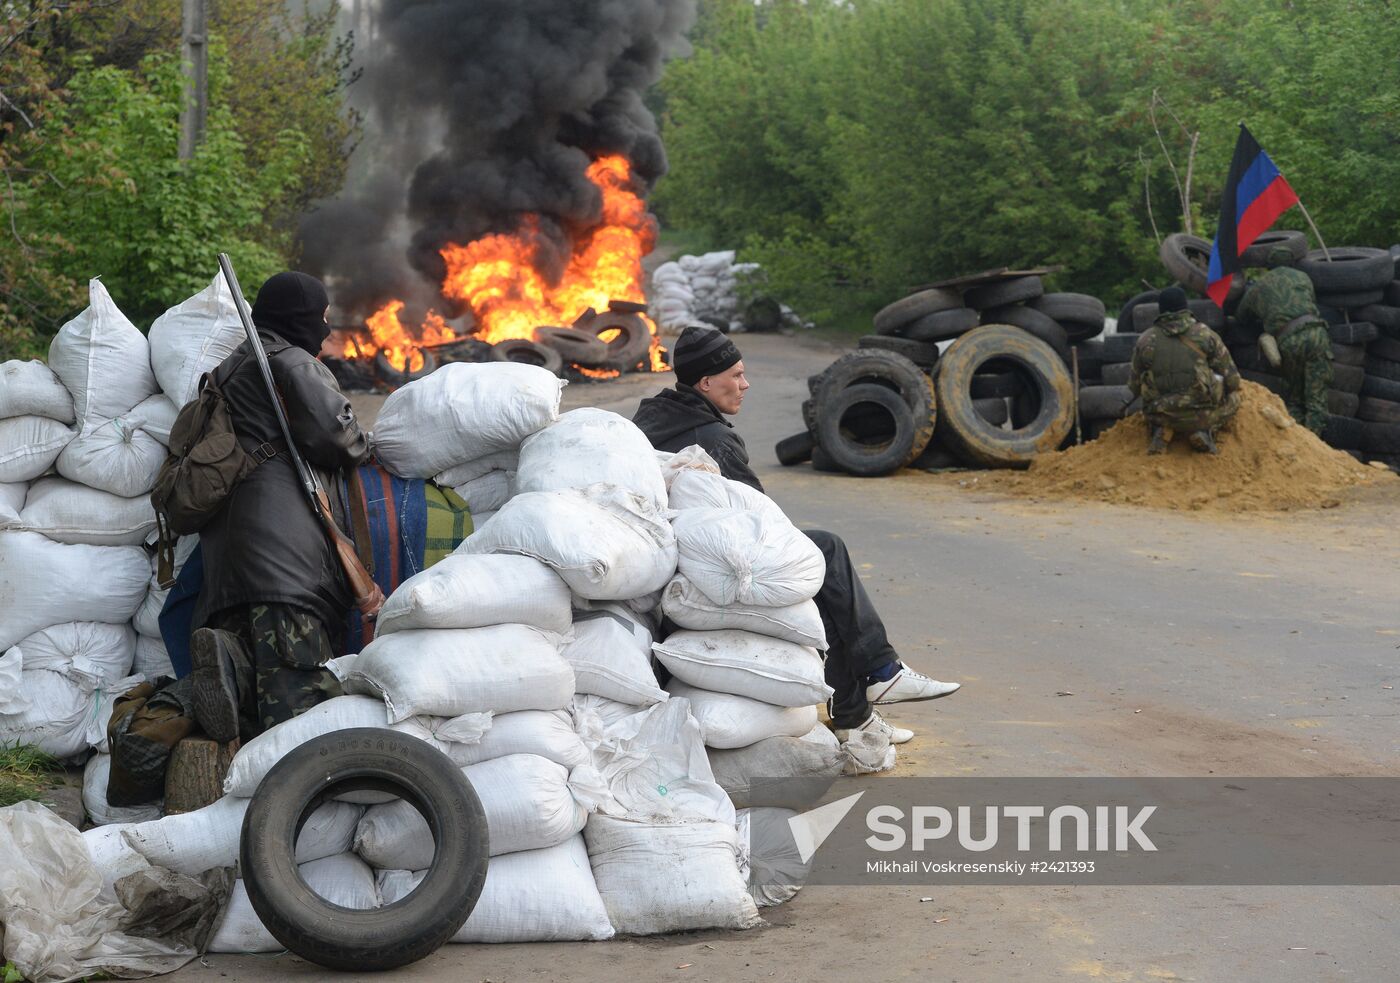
{"left": 579, "top": 312, "right": 652, "bottom": 370}
{"left": 533, "top": 326, "right": 612, "bottom": 368}
{"left": 491, "top": 339, "right": 563, "bottom": 375}
{"left": 933, "top": 324, "right": 1075, "bottom": 468}
{"left": 376, "top": 349, "right": 438, "bottom": 388}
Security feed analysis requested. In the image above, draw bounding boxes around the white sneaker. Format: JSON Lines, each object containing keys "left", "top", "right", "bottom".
{"left": 866, "top": 666, "right": 960, "bottom": 706}
{"left": 836, "top": 709, "right": 913, "bottom": 746}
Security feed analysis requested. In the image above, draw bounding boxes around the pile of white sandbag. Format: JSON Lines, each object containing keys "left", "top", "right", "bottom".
{"left": 649, "top": 251, "right": 761, "bottom": 334}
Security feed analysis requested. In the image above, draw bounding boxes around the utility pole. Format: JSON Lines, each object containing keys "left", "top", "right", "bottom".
{"left": 178, "top": 0, "right": 208, "bottom": 162}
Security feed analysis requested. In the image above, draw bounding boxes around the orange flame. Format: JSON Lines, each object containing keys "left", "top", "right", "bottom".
{"left": 349, "top": 154, "right": 665, "bottom": 377}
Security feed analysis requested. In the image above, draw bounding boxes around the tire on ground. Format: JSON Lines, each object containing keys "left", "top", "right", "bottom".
{"left": 775, "top": 430, "right": 816, "bottom": 466}
{"left": 1324, "top": 415, "right": 1366, "bottom": 450}
{"left": 932, "top": 324, "right": 1075, "bottom": 468}
{"left": 241, "top": 729, "right": 489, "bottom": 972}
{"left": 964, "top": 275, "right": 1043, "bottom": 311}
{"left": 1239, "top": 369, "right": 1288, "bottom": 396}
{"left": 376, "top": 349, "right": 438, "bottom": 388}
{"left": 972, "top": 397, "right": 1009, "bottom": 426}
{"left": 1327, "top": 390, "right": 1360, "bottom": 417}
{"left": 1358, "top": 397, "right": 1400, "bottom": 425}
{"left": 1076, "top": 385, "right": 1138, "bottom": 420}
{"left": 1240, "top": 230, "right": 1308, "bottom": 267}
{"left": 816, "top": 383, "right": 929, "bottom": 476}
{"left": 1332, "top": 362, "right": 1365, "bottom": 393}
{"left": 815, "top": 349, "right": 938, "bottom": 425}
{"left": 491, "top": 339, "right": 563, "bottom": 375}
{"left": 857, "top": 335, "right": 940, "bottom": 368}
{"left": 873, "top": 288, "right": 962, "bottom": 335}
{"left": 810, "top": 444, "right": 842, "bottom": 473}
{"left": 1362, "top": 421, "right": 1400, "bottom": 454}
{"left": 900, "top": 307, "right": 979, "bottom": 342}
{"left": 533, "top": 326, "right": 612, "bottom": 367}
{"left": 969, "top": 372, "right": 1025, "bottom": 399}
{"left": 1298, "top": 247, "right": 1395, "bottom": 293}
{"left": 579, "top": 313, "right": 652, "bottom": 370}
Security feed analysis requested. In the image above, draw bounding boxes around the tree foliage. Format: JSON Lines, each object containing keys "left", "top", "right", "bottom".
{"left": 656, "top": 0, "right": 1400, "bottom": 328}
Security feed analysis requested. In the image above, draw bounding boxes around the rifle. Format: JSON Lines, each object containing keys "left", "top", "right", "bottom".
{"left": 218, "top": 253, "right": 385, "bottom": 620}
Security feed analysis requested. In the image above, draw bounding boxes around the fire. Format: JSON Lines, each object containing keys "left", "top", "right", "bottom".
{"left": 348, "top": 154, "right": 666, "bottom": 376}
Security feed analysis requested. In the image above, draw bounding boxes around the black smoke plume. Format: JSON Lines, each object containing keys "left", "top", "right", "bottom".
{"left": 299, "top": 0, "right": 696, "bottom": 319}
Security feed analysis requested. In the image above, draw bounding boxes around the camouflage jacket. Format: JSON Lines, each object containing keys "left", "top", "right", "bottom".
{"left": 1236, "top": 266, "right": 1320, "bottom": 336}
{"left": 1129, "top": 311, "right": 1241, "bottom": 413}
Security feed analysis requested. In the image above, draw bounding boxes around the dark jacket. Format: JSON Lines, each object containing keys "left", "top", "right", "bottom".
{"left": 193, "top": 329, "right": 370, "bottom": 630}
{"left": 632, "top": 385, "right": 763, "bottom": 491}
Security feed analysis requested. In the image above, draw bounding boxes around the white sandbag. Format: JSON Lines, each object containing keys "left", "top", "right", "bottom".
{"left": 376, "top": 836, "right": 613, "bottom": 943}
{"left": 662, "top": 574, "right": 827, "bottom": 649}
{"left": 133, "top": 582, "right": 167, "bottom": 639}
{"left": 0, "top": 532, "right": 149, "bottom": 649}
{"left": 709, "top": 724, "right": 844, "bottom": 809}
{"left": 55, "top": 413, "right": 167, "bottom": 497}
{"left": 48, "top": 279, "right": 157, "bottom": 425}
{"left": 0, "top": 665, "right": 138, "bottom": 758}
{"left": 209, "top": 854, "right": 379, "bottom": 954}
{"left": 222, "top": 694, "right": 490, "bottom": 797}
{"left": 15, "top": 476, "right": 155, "bottom": 546}
{"left": 82, "top": 752, "right": 162, "bottom": 825}
{"left": 653, "top": 629, "right": 831, "bottom": 707}
{"left": 295, "top": 800, "right": 364, "bottom": 862}
{"left": 737, "top": 807, "right": 807, "bottom": 907}
{"left": 354, "top": 754, "right": 588, "bottom": 867}
{"left": 459, "top": 485, "right": 676, "bottom": 600}
{"left": 563, "top": 605, "right": 666, "bottom": 706}
{"left": 0, "top": 359, "right": 75, "bottom": 423}
{"left": 448, "top": 709, "right": 590, "bottom": 771}
{"left": 8, "top": 622, "right": 136, "bottom": 685}
{"left": 656, "top": 444, "right": 721, "bottom": 489}
{"left": 345, "top": 626, "right": 573, "bottom": 723}
{"left": 375, "top": 554, "right": 571, "bottom": 636}
{"left": 667, "top": 467, "right": 785, "bottom": 519}
{"left": 82, "top": 822, "right": 149, "bottom": 903}
{"left": 132, "top": 634, "right": 173, "bottom": 678}
{"left": 666, "top": 681, "right": 817, "bottom": 750}
{"left": 570, "top": 693, "right": 651, "bottom": 735}
{"left": 372, "top": 362, "right": 562, "bottom": 478}
{"left": 585, "top": 815, "right": 761, "bottom": 934}
{"left": 147, "top": 273, "right": 245, "bottom": 408}
{"left": 450, "top": 469, "right": 513, "bottom": 513}
{"left": 0, "top": 415, "right": 74, "bottom": 482}
{"left": 0, "top": 480, "right": 24, "bottom": 522}
{"left": 128, "top": 392, "right": 178, "bottom": 447}
{"left": 470, "top": 508, "right": 497, "bottom": 527}
{"left": 650, "top": 261, "right": 688, "bottom": 285}
{"left": 516, "top": 408, "right": 667, "bottom": 509}
{"left": 433, "top": 449, "right": 519, "bottom": 487}
{"left": 206, "top": 880, "right": 279, "bottom": 953}
{"left": 671, "top": 508, "right": 825, "bottom": 608}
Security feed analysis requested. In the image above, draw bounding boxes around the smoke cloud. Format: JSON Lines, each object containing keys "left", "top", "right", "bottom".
{"left": 299, "top": 0, "right": 696, "bottom": 319}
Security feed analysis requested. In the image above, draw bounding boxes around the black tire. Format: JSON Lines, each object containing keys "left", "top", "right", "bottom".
{"left": 969, "top": 372, "right": 1025, "bottom": 399}
{"left": 801, "top": 397, "right": 817, "bottom": 434}
{"left": 1329, "top": 321, "right": 1379, "bottom": 345}
{"left": 900, "top": 306, "right": 979, "bottom": 342}
{"left": 1101, "top": 333, "right": 1142, "bottom": 362}
{"left": 491, "top": 339, "right": 563, "bottom": 375}
{"left": 1368, "top": 335, "right": 1400, "bottom": 363}
{"left": 909, "top": 439, "right": 963, "bottom": 471}
{"left": 1356, "top": 305, "right": 1400, "bottom": 335}
{"left": 1332, "top": 362, "right": 1365, "bottom": 394}
{"left": 1117, "top": 290, "right": 1161, "bottom": 333}
{"left": 1365, "top": 356, "right": 1400, "bottom": 383}
{"left": 1160, "top": 233, "right": 1245, "bottom": 302}
{"left": 1240, "top": 369, "right": 1288, "bottom": 396}
{"left": 1325, "top": 415, "right": 1366, "bottom": 450}
{"left": 375, "top": 349, "right": 438, "bottom": 388}
{"left": 873, "top": 288, "right": 961, "bottom": 335}
{"left": 816, "top": 383, "right": 929, "bottom": 476}
{"left": 1299, "top": 247, "right": 1395, "bottom": 293}
{"left": 1059, "top": 319, "right": 1106, "bottom": 344}
{"left": 963, "top": 276, "right": 1044, "bottom": 311}
{"left": 1317, "top": 304, "right": 1348, "bottom": 326}
{"left": 533, "top": 326, "right": 611, "bottom": 367}
{"left": 1332, "top": 343, "right": 1367, "bottom": 366}
{"left": 1069, "top": 342, "right": 1106, "bottom": 380}
{"left": 241, "top": 729, "right": 489, "bottom": 972}
{"left": 1131, "top": 299, "right": 1225, "bottom": 333}
{"left": 1317, "top": 289, "right": 1385, "bottom": 311}
{"left": 972, "top": 397, "right": 1009, "bottom": 426}
{"left": 1387, "top": 282, "right": 1400, "bottom": 307}
{"left": 1361, "top": 374, "right": 1400, "bottom": 402}
{"left": 932, "top": 324, "right": 1076, "bottom": 468}
{"left": 815, "top": 349, "right": 937, "bottom": 426}
{"left": 1327, "top": 390, "right": 1360, "bottom": 417}
{"left": 1240, "top": 230, "right": 1308, "bottom": 267}
{"left": 1358, "top": 397, "right": 1400, "bottom": 425}
{"left": 579, "top": 313, "right": 652, "bottom": 370}
{"left": 981, "top": 308, "right": 1070, "bottom": 362}
{"left": 1229, "top": 343, "right": 1266, "bottom": 372}
{"left": 807, "top": 371, "right": 828, "bottom": 396}
{"left": 775, "top": 430, "right": 816, "bottom": 466}
{"left": 607, "top": 299, "right": 649, "bottom": 315}
{"left": 810, "top": 444, "right": 842, "bottom": 473}
{"left": 1362, "top": 421, "right": 1400, "bottom": 454}
{"left": 1100, "top": 362, "right": 1132, "bottom": 386}
{"left": 1029, "top": 292, "right": 1106, "bottom": 327}
{"left": 1076, "top": 385, "right": 1138, "bottom": 421}
{"left": 857, "top": 335, "right": 940, "bottom": 368}
{"left": 1219, "top": 319, "right": 1261, "bottom": 347}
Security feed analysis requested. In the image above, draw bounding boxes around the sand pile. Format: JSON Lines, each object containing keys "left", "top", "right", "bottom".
{"left": 973, "top": 382, "right": 1387, "bottom": 512}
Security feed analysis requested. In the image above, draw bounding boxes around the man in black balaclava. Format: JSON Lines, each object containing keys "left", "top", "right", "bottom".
{"left": 188, "top": 272, "right": 371, "bottom": 743}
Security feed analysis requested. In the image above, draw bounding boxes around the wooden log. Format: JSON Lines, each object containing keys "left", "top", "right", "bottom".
{"left": 164, "top": 736, "right": 239, "bottom": 814}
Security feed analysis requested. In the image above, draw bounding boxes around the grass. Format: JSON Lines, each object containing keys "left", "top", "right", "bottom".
{"left": 0, "top": 742, "right": 62, "bottom": 808}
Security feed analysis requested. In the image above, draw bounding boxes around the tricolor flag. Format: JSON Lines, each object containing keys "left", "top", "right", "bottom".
{"left": 1205, "top": 125, "right": 1299, "bottom": 307}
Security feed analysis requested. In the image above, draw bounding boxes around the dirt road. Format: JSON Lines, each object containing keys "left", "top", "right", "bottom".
{"left": 188, "top": 333, "right": 1400, "bottom": 983}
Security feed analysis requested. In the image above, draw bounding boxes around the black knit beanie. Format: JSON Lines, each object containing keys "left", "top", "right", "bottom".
{"left": 1158, "top": 286, "right": 1188, "bottom": 314}
{"left": 672, "top": 324, "right": 742, "bottom": 386}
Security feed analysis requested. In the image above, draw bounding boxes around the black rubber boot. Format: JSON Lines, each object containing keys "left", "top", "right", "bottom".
{"left": 190, "top": 628, "right": 246, "bottom": 743}
{"left": 1188, "top": 430, "right": 1219, "bottom": 454}
{"left": 1147, "top": 426, "right": 1169, "bottom": 455}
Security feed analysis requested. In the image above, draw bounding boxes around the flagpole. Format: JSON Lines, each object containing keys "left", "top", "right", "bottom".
{"left": 1294, "top": 199, "right": 1332, "bottom": 262}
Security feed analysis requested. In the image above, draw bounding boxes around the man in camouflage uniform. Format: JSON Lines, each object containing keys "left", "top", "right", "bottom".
{"left": 1236, "top": 244, "right": 1333, "bottom": 435}
{"left": 1129, "top": 286, "right": 1242, "bottom": 454}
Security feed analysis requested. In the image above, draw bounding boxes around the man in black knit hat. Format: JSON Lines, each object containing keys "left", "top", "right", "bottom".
{"left": 633, "top": 324, "right": 959, "bottom": 747}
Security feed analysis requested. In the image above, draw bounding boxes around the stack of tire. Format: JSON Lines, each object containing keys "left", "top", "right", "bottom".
{"left": 489, "top": 306, "right": 654, "bottom": 377}
{"left": 775, "top": 273, "right": 1087, "bottom": 474}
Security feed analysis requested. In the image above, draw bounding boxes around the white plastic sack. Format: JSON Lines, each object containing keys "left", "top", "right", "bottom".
{"left": 132, "top": 635, "right": 173, "bottom": 678}
{"left": 133, "top": 583, "right": 166, "bottom": 639}
{"left": 656, "top": 444, "right": 721, "bottom": 490}
{"left": 569, "top": 693, "right": 650, "bottom": 734}
{"left": 0, "top": 359, "right": 75, "bottom": 423}
{"left": 448, "top": 709, "right": 590, "bottom": 771}
{"left": 345, "top": 626, "right": 573, "bottom": 722}
{"left": 666, "top": 681, "right": 817, "bottom": 750}
{"left": 563, "top": 605, "right": 666, "bottom": 706}
{"left": 662, "top": 574, "right": 828, "bottom": 649}
{"left": 147, "top": 273, "right": 245, "bottom": 408}
{"left": 671, "top": 508, "right": 825, "bottom": 608}
{"left": 354, "top": 754, "right": 588, "bottom": 867}
{"left": 55, "top": 413, "right": 167, "bottom": 498}
{"left": 0, "top": 480, "right": 24, "bottom": 521}
{"left": 82, "top": 752, "right": 162, "bottom": 826}
{"left": 709, "top": 724, "right": 844, "bottom": 809}
{"left": 450, "top": 469, "right": 514, "bottom": 513}
{"left": 653, "top": 629, "right": 832, "bottom": 707}
{"left": 0, "top": 532, "right": 149, "bottom": 649}
{"left": 209, "top": 853, "right": 379, "bottom": 954}
{"left": 459, "top": 484, "right": 677, "bottom": 600}
{"left": 667, "top": 467, "right": 786, "bottom": 519}
{"left": 737, "top": 807, "right": 807, "bottom": 907}
{"left": 48, "top": 279, "right": 157, "bottom": 426}
{"left": 81, "top": 822, "right": 149, "bottom": 903}
{"left": 433, "top": 448, "right": 519, "bottom": 487}
{"left": 14, "top": 476, "right": 155, "bottom": 546}
{"left": 128, "top": 393, "right": 178, "bottom": 447}
{"left": 585, "top": 815, "right": 761, "bottom": 934}
{"left": 8, "top": 622, "right": 136, "bottom": 685}
{"left": 516, "top": 408, "right": 667, "bottom": 509}
{"left": 0, "top": 415, "right": 74, "bottom": 482}
{"left": 376, "top": 553, "right": 571, "bottom": 635}
{"left": 372, "top": 362, "right": 562, "bottom": 477}
{"left": 0, "top": 664, "right": 137, "bottom": 758}
{"left": 376, "top": 836, "right": 613, "bottom": 943}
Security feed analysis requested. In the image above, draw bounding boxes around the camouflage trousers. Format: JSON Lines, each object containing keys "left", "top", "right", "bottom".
{"left": 1145, "top": 389, "right": 1242, "bottom": 436}
{"left": 1279, "top": 323, "right": 1333, "bottom": 436}
{"left": 208, "top": 603, "right": 342, "bottom": 737}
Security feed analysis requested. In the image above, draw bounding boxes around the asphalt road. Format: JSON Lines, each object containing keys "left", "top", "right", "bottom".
{"left": 183, "top": 332, "right": 1400, "bottom": 983}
